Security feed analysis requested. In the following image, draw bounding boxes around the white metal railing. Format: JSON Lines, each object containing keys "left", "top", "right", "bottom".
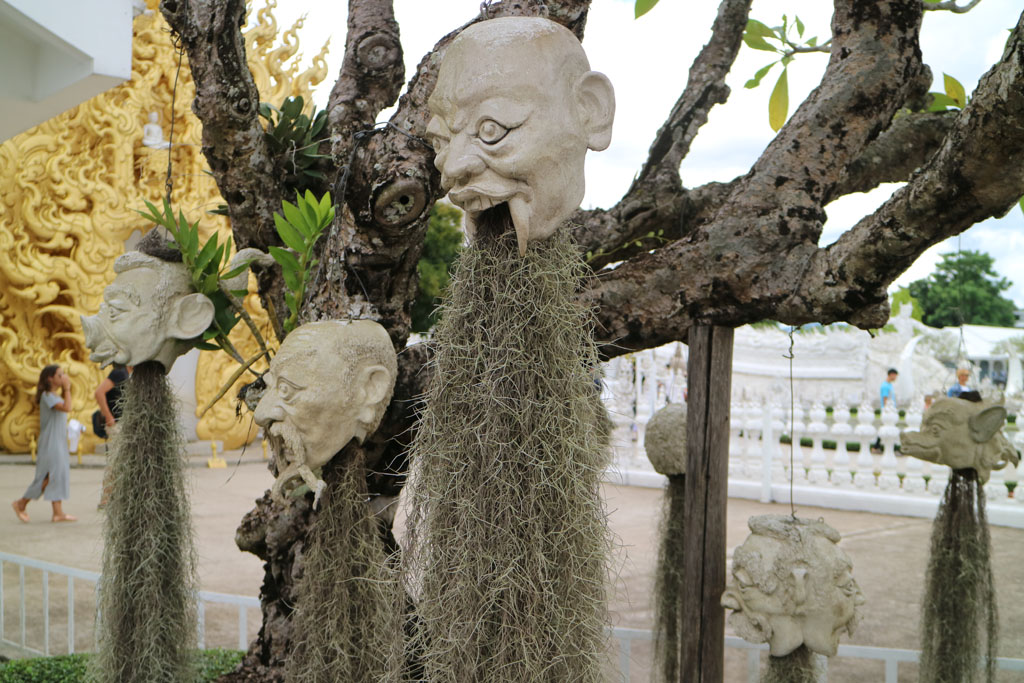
{"left": 610, "top": 628, "right": 1024, "bottom": 682}
{"left": 0, "top": 551, "right": 258, "bottom": 657}
{"left": 5, "top": 552, "right": 1023, "bottom": 682}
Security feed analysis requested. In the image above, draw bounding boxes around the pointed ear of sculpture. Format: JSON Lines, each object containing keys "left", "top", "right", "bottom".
{"left": 968, "top": 405, "right": 1006, "bottom": 443}
{"left": 167, "top": 293, "right": 215, "bottom": 340}
{"left": 577, "top": 71, "right": 615, "bottom": 152}
{"left": 356, "top": 364, "right": 393, "bottom": 423}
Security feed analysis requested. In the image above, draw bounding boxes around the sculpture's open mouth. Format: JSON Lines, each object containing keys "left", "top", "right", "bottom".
{"left": 465, "top": 198, "right": 531, "bottom": 256}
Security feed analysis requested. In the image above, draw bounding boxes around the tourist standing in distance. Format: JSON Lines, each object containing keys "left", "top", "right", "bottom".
{"left": 947, "top": 367, "right": 973, "bottom": 398}
{"left": 11, "top": 365, "right": 76, "bottom": 522}
{"left": 879, "top": 368, "right": 898, "bottom": 408}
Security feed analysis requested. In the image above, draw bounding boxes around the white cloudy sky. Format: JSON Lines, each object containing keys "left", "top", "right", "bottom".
{"left": 272, "top": 0, "right": 1024, "bottom": 306}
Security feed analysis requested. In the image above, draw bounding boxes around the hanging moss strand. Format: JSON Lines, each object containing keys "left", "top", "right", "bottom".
{"left": 92, "top": 361, "right": 198, "bottom": 683}
{"left": 403, "top": 209, "right": 612, "bottom": 683}
{"left": 918, "top": 469, "right": 997, "bottom": 683}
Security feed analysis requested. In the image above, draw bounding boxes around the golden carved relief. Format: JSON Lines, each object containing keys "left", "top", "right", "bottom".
{"left": 0, "top": 0, "right": 327, "bottom": 453}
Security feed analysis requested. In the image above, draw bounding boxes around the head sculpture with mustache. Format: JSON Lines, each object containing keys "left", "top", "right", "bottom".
{"left": 252, "top": 320, "right": 397, "bottom": 505}
{"left": 426, "top": 17, "right": 615, "bottom": 256}
{"left": 81, "top": 250, "right": 214, "bottom": 373}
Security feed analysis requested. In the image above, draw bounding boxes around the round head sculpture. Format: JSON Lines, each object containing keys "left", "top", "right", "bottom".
{"left": 253, "top": 320, "right": 398, "bottom": 503}
{"left": 644, "top": 402, "right": 687, "bottom": 476}
{"left": 81, "top": 251, "right": 214, "bottom": 373}
{"left": 426, "top": 16, "right": 615, "bottom": 256}
{"left": 721, "top": 515, "right": 864, "bottom": 657}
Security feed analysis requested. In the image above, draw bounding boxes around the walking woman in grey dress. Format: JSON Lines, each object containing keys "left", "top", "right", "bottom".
{"left": 11, "top": 364, "right": 76, "bottom": 523}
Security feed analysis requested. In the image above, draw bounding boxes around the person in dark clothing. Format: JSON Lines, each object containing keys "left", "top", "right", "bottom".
{"left": 94, "top": 364, "right": 129, "bottom": 438}
{"left": 94, "top": 364, "right": 129, "bottom": 509}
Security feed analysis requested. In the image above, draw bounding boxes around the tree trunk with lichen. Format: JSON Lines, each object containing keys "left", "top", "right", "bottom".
{"left": 161, "top": 0, "right": 1024, "bottom": 679}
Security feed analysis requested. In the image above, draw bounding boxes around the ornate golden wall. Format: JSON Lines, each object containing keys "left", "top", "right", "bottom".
{"left": 0, "top": 0, "right": 327, "bottom": 453}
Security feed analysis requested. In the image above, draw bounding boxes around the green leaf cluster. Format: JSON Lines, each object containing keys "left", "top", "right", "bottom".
{"left": 412, "top": 202, "right": 465, "bottom": 333}
{"left": 139, "top": 199, "right": 252, "bottom": 351}
{"left": 270, "top": 190, "right": 336, "bottom": 333}
{"left": 210, "top": 97, "right": 330, "bottom": 218}
{"left": 742, "top": 15, "right": 820, "bottom": 132}
{"left": 927, "top": 72, "right": 968, "bottom": 111}
{"left": 260, "top": 96, "right": 330, "bottom": 193}
{"left": 907, "top": 250, "right": 1017, "bottom": 328}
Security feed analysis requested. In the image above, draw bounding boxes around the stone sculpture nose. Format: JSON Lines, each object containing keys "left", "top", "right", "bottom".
{"left": 253, "top": 394, "right": 284, "bottom": 427}
{"left": 440, "top": 136, "right": 486, "bottom": 188}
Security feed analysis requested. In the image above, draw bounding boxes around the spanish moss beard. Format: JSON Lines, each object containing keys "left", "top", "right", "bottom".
{"left": 92, "top": 361, "right": 198, "bottom": 683}
{"left": 402, "top": 209, "right": 613, "bottom": 683}
{"left": 919, "top": 469, "right": 997, "bottom": 683}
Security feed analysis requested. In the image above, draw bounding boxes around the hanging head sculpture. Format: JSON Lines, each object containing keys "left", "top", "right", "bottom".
{"left": 81, "top": 250, "right": 215, "bottom": 373}
{"left": 721, "top": 515, "right": 864, "bottom": 657}
{"left": 426, "top": 16, "right": 615, "bottom": 256}
{"left": 900, "top": 396, "right": 1019, "bottom": 483}
{"left": 253, "top": 320, "right": 397, "bottom": 505}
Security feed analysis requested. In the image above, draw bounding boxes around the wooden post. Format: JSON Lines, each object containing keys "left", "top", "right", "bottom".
{"left": 680, "top": 324, "right": 734, "bottom": 682}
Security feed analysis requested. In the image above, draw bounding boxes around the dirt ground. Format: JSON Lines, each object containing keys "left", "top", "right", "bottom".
{"left": 1, "top": 452, "right": 1022, "bottom": 681}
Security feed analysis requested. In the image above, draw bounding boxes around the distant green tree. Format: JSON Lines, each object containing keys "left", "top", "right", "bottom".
{"left": 907, "top": 250, "right": 1017, "bottom": 328}
{"left": 412, "top": 202, "right": 464, "bottom": 333}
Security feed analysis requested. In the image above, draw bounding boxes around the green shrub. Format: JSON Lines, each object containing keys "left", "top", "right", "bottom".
{"left": 0, "top": 650, "right": 243, "bottom": 682}
{"left": 0, "top": 654, "right": 89, "bottom": 682}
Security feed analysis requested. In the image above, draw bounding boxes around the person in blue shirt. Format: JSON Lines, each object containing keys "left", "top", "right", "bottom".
{"left": 947, "top": 367, "right": 972, "bottom": 398}
{"left": 880, "top": 368, "right": 898, "bottom": 408}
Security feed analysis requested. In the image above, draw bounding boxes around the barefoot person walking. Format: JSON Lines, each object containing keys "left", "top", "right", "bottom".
{"left": 11, "top": 364, "right": 77, "bottom": 523}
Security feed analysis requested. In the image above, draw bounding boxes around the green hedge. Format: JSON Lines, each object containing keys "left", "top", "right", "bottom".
{"left": 0, "top": 649, "right": 243, "bottom": 682}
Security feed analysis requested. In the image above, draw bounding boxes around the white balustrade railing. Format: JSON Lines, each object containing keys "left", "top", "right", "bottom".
{"left": 603, "top": 372, "right": 1024, "bottom": 526}
{"left": 0, "top": 551, "right": 259, "bottom": 658}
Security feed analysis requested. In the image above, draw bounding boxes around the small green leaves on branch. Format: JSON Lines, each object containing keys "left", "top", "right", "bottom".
{"left": 927, "top": 73, "right": 968, "bottom": 111}
{"left": 270, "top": 190, "right": 335, "bottom": 334}
{"left": 743, "top": 16, "right": 828, "bottom": 131}
{"left": 139, "top": 199, "right": 253, "bottom": 355}
{"left": 634, "top": 0, "right": 659, "bottom": 19}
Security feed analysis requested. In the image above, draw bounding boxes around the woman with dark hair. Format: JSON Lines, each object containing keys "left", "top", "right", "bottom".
{"left": 11, "top": 364, "right": 76, "bottom": 522}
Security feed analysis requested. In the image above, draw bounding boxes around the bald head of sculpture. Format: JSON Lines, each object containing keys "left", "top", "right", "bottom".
{"left": 81, "top": 251, "right": 215, "bottom": 373}
{"left": 253, "top": 320, "right": 397, "bottom": 502}
{"left": 426, "top": 17, "right": 615, "bottom": 256}
{"left": 721, "top": 515, "right": 864, "bottom": 657}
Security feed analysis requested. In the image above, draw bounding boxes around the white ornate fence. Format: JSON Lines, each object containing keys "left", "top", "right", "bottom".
{"left": 602, "top": 352, "right": 1024, "bottom": 528}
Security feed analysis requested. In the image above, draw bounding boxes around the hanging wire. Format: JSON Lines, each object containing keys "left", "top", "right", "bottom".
{"left": 784, "top": 326, "right": 798, "bottom": 517}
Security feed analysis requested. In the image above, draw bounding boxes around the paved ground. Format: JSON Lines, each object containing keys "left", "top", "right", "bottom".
{"left": 1, "top": 451, "right": 1022, "bottom": 681}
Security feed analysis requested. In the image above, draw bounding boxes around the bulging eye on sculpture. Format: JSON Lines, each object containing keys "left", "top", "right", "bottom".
{"left": 275, "top": 377, "right": 303, "bottom": 403}
{"left": 476, "top": 118, "right": 512, "bottom": 144}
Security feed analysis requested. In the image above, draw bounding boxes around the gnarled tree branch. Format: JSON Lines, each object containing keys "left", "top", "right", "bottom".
{"left": 572, "top": 0, "right": 752, "bottom": 269}
{"left": 585, "top": 0, "right": 928, "bottom": 356}
{"left": 794, "top": 9, "right": 1024, "bottom": 326}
